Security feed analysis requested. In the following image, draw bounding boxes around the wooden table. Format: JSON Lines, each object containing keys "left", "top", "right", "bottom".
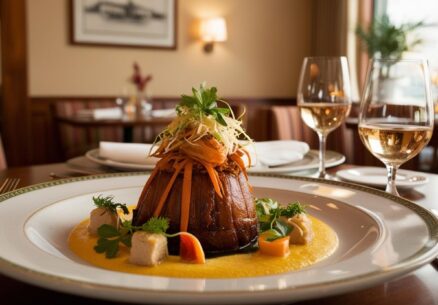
{"left": 0, "top": 163, "right": 437, "bottom": 305}
{"left": 56, "top": 114, "right": 173, "bottom": 142}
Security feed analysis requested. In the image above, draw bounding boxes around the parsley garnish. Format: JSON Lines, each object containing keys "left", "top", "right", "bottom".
{"left": 279, "top": 201, "right": 306, "bottom": 217}
{"left": 177, "top": 83, "right": 231, "bottom": 126}
{"left": 255, "top": 198, "right": 306, "bottom": 241}
{"left": 93, "top": 217, "right": 170, "bottom": 258}
{"left": 92, "top": 195, "right": 129, "bottom": 214}
{"left": 141, "top": 217, "right": 169, "bottom": 234}
{"left": 94, "top": 222, "right": 132, "bottom": 258}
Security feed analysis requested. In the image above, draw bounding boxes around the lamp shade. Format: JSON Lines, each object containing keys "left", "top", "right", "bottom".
{"left": 200, "top": 17, "right": 227, "bottom": 42}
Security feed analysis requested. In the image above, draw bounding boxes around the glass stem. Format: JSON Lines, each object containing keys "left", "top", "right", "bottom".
{"left": 385, "top": 164, "right": 400, "bottom": 196}
{"left": 318, "top": 133, "right": 327, "bottom": 178}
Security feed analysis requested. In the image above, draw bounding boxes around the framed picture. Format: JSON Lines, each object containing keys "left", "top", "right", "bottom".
{"left": 71, "top": 0, "right": 177, "bottom": 49}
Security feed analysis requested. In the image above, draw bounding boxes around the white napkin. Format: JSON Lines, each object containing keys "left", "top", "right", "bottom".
{"left": 99, "top": 140, "right": 309, "bottom": 168}
{"left": 151, "top": 108, "right": 176, "bottom": 118}
{"left": 77, "top": 108, "right": 122, "bottom": 120}
{"left": 93, "top": 108, "right": 123, "bottom": 120}
{"left": 244, "top": 140, "right": 310, "bottom": 167}
{"left": 99, "top": 142, "right": 159, "bottom": 165}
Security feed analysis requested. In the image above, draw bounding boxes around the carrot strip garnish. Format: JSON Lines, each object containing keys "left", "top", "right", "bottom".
{"left": 214, "top": 169, "right": 224, "bottom": 196}
{"left": 198, "top": 160, "right": 223, "bottom": 198}
{"left": 230, "top": 154, "right": 248, "bottom": 180}
{"left": 153, "top": 160, "right": 187, "bottom": 217}
{"left": 180, "top": 160, "right": 193, "bottom": 232}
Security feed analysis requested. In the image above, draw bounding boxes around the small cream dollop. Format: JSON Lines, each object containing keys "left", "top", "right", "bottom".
{"left": 283, "top": 214, "right": 314, "bottom": 245}
{"left": 129, "top": 232, "right": 168, "bottom": 266}
{"left": 88, "top": 207, "right": 118, "bottom": 235}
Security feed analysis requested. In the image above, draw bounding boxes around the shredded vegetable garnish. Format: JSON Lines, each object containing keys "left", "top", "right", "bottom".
{"left": 151, "top": 83, "right": 252, "bottom": 160}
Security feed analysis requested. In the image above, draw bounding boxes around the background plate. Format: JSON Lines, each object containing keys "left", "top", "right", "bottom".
{"left": 85, "top": 149, "right": 345, "bottom": 173}
{"left": 336, "top": 166, "right": 429, "bottom": 189}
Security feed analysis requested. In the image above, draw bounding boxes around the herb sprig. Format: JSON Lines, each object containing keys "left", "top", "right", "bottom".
{"left": 255, "top": 198, "right": 306, "bottom": 241}
{"left": 177, "top": 83, "right": 231, "bottom": 126}
{"left": 94, "top": 217, "right": 170, "bottom": 258}
{"left": 92, "top": 195, "right": 129, "bottom": 214}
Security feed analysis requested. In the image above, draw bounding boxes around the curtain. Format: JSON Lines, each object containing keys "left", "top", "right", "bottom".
{"left": 311, "top": 0, "right": 374, "bottom": 101}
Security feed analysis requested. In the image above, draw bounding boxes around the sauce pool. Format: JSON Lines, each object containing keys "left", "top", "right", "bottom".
{"left": 68, "top": 216, "right": 338, "bottom": 279}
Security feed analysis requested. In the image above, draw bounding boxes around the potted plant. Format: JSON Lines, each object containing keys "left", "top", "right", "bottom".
{"left": 356, "top": 15, "right": 423, "bottom": 62}
{"left": 356, "top": 15, "right": 423, "bottom": 100}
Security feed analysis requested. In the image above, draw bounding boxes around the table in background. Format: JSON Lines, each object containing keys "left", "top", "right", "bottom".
{"left": 0, "top": 163, "right": 437, "bottom": 305}
{"left": 55, "top": 114, "right": 173, "bottom": 142}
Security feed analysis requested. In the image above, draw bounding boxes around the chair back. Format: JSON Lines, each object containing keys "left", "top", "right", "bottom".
{"left": 51, "top": 100, "right": 123, "bottom": 159}
{"left": 255, "top": 105, "right": 354, "bottom": 162}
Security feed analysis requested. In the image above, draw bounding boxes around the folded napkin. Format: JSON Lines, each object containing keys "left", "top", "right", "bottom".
{"left": 77, "top": 108, "right": 122, "bottom": 120}
{"left": 151, "top": 108, "right": 176, "bottom": 118}
{"left": 99, "top": 140, "right": 309, "bottom": 168}
{"left": 93, "top": 108, "right": 123, "bottom": 120}
{"left": 99, "top": 142, "right": 158, "bottom": 165}
{"left": 247, "top": 140, "right": 310, "bottom": 167}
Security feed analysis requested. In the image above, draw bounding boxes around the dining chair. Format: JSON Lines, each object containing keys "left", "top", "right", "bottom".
{"left": 254, "top": 106, "right": 354, "bottom": 163}
{"left": 51, "top": 100, "right": 123, "bottom": 160}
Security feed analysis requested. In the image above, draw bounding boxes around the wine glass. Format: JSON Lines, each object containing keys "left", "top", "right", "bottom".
{"left": 297, "top": 56, "right": 352, "bottom": 178}
{"left": 358, "top": 58, "right": 434, "bottom": 196}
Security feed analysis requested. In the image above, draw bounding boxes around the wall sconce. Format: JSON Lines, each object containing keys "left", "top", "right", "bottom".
{"left": 200, "top": 17, "right": 227, "bottom": 53}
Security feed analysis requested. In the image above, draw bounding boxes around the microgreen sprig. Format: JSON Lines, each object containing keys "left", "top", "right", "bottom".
{"left": 177, "top": 83, "right": 231, "bottom": 126}
{"left": 255, "top": 198, "right": 306, "bottom": 241}
{"left": 92, "top": 195, "right": 129, "bottom": 214}
{"left": 94, "top": 223, "right": 132, "bottom": 258}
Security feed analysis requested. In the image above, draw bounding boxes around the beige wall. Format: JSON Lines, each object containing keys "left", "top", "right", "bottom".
{"left": 27, "top": 0, "right": 312, "bottom": 97}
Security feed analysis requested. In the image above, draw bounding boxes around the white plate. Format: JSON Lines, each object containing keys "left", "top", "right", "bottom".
{"left": 85, "top": 149, "right": 345, "bottom": 173}
{"left": 86, "top": 149, "right": 155, "bottom": 170}
{"left": 337, "top": 167, "right": 429, "bottom": 189}
{"left": 248, "top": 150, "right": 345, "bottom": 173}
{"left": 0, "top": 173, "right": 437, "bottom": 304}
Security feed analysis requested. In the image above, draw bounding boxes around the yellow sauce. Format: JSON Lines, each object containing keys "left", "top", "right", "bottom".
{"left": 68, "top": 216, "right": 337, "bottom": 278}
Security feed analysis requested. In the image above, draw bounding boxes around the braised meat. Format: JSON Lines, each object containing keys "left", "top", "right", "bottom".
{"left": 132, "top": 167, "right": 258, "bottom": 255}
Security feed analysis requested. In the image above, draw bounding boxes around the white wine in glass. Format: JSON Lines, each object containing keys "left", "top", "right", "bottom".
{"left": 358, "top": 59, "right": 434, "bottom": 196}
{"left": 298, "top": 57, "right": 352, "bottom": 178}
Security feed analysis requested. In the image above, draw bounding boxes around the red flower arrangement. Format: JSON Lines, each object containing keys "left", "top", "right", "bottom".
{"left": 131, "top": 62, "right": 152, "bottom": 93}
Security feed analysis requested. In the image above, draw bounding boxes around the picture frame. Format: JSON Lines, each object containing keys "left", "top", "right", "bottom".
{"left": 71, "top": 0, "right": 177, "bottom": 49}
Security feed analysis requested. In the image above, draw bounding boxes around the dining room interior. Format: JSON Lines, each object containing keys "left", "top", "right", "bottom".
{"left": 0, "top": 0, "right": 436, "bottom": 172}
{"left": 0, "top": 0, "right": 438, "bottom": 304}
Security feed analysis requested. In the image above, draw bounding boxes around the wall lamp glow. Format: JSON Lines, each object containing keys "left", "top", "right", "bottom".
{"left": 200, "top": 17, "right": 227, "bottom": 53}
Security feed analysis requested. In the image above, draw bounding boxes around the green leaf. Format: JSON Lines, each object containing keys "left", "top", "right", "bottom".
{"left": 355, "top": 14, "right": 424, "bottom": 59}
{"left": 94, "top": 239, "right": 108, "bottom": 253}
{"left": 104, "top": 239, "right": 120, "bottom": 258}
{"left": 216, "top": 113, "right": 227, "bottom": 126}
{"left": 274, "top": 218, "right": 292, "bottom": 237}
{"left": 264, "top": 229, "right": 283, "bottom": 242}
{"left": 97, "top": 224, "right": 120, "bottom": 238}
{"left": 176, "top": 83, "right": 233, "bottom": 126}
{"left": 215, "top": 107, "right": 231, "bottom": 115}
{"left": 255, "top": 198, "right": 279, "bottom": 218}
{"left": 92, "top": 195, "right": 129, "bottom": 214}
{"left": 279, "top": 202, "right": 306, "bottom": 218}
{"left": 120, "top": 234, "right": 132, "bottom": 247}
{"left": 118, "top": 204, "right": 129, "bottom": 215}
{"left": 141, "top": 217, "right": 169, "bottom": 234}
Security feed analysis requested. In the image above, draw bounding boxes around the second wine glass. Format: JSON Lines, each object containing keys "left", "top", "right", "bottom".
{"left": 297, "top": 56, "right": 352, "bottom": 178}
{"left": 358, "top": 58, "right": 434, "bottom": 196}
